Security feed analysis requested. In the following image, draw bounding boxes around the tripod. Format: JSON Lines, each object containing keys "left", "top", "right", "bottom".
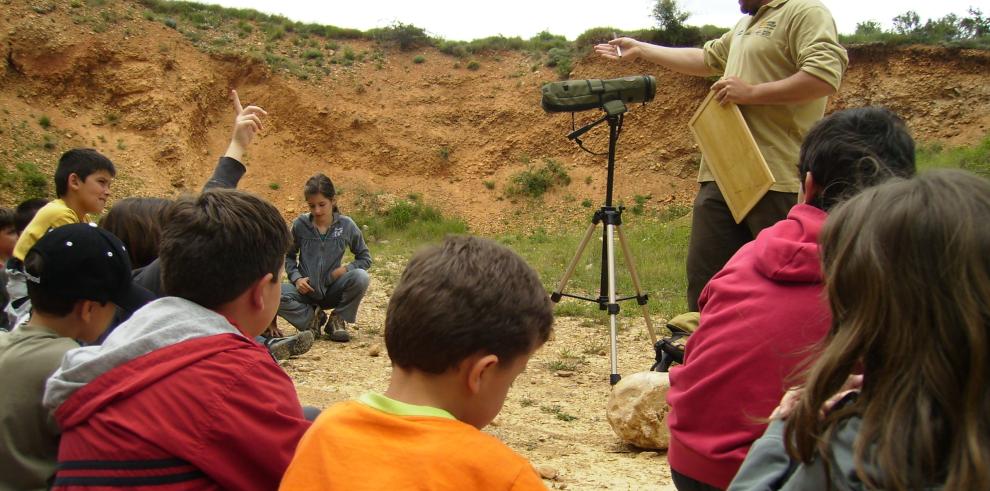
{"left": 550, "top": 100, "right": 658, "bottom": 386}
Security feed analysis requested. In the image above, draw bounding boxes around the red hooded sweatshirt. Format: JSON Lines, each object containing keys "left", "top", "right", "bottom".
{"left": 666, "top": 204, "right": 831, "bottom": 489}
{"left": 43, "top": 297, "right": 311, "bottom": 490}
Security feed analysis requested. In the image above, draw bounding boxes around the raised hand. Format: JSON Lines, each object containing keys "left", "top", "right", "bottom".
{"left": 225, "top": 88, "right": 269, "bottom": 161}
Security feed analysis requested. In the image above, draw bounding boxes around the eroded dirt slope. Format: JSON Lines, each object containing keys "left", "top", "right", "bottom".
{"left": 2, "top": 1, "right": 988, "bottom": 232}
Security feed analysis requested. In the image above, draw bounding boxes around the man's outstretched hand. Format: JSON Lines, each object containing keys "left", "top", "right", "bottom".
{"left": 594, "top": 38, "right": 641, "bottom": 62}
{"left": 224, "top": 88, "right": 268, "bottom": 161}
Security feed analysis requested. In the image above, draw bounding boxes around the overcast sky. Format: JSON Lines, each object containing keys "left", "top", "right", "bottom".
{"left": 204, "top": 0, "right": 982, "bottom": 41}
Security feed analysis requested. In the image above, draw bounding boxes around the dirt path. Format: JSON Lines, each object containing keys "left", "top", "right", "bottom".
{"left": 281, "top": 254, "right": 675, "bottom": 490}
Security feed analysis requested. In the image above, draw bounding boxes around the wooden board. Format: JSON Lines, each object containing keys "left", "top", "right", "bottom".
{"left": 688, "top": 91, "right": 775, "bottom": 223}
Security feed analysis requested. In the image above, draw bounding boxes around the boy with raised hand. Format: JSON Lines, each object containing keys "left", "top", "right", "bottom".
{"left": 44, "top": 189, "right": 311, "bottom": 490}
{"left": 0, "top": 223, "right": 152, "bottom": 490}
{"left": 12, "top": 149, "right": 115, "bottom": 264}
{"left": 281, "top": 236, "right": 553, "bottom": 490}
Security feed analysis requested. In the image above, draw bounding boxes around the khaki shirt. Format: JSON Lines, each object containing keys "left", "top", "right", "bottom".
{"left": 701, "top": 0, "right": 848, "bottom": 193}
{"left": 0, "top": 325, "right": 78, "bottom": 490}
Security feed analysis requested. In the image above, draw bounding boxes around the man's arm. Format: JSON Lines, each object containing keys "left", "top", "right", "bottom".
{"left": 711, "top": 71, "right": 836, "bottom": 106}
{"left": 594, "top": 38, "right": 716, "bottom": 77}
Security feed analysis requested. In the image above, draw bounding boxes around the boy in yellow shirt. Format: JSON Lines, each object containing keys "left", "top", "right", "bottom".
{"left": 281, "top": 236, "right": 553, "bottom": 490}
{"left": 12, "top": 148, "right": 115, "bottom": 263}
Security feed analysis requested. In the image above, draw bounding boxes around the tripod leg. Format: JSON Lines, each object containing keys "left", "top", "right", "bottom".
{"left": 552, "top": 221, "right": 599, "bottom": 301}
{"left": 615, "top": 225, "right": 658, "bottom": 344}
{"left": 606, "top": 223, "right": 621, "bottom": 386}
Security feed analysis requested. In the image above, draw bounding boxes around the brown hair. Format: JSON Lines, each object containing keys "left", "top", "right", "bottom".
{"left": 159, "top": 189, "right": 290, "bottom": 309}
{"left": 785, "top": 170, "right": 990, "bottom": 490}
{"left": 385, "top": 235, "right": 554, "bottom": 373}
{"left": 303, "top": 173, "right": 339, "bottom": 213}
{"left": 99, "top": 197, "right": 171, "bottom": 269}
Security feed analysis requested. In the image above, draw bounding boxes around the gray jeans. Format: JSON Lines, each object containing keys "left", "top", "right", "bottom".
{"left": 277, "top": 269, "right": 370, "bottom": 330}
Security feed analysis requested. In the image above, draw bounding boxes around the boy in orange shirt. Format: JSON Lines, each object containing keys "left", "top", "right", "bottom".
{"left": 281, "top": 236, "right": 553, "bottom": 490}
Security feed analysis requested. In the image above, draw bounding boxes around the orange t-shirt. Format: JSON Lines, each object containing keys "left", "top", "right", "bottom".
{"left": 280, "top": 394, "right": 546, "bottom": 490}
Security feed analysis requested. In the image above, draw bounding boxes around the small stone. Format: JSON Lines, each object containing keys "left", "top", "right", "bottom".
{"left": 536, "top": 465, "right": 558, "bottom": 480}
{"left": 368, "top": 344, "right": 381, "bottom": 357}
{"left": 555, "top": 370, "right": 575, "bottom": 378}
{"left": 637, "top": 451, "right": 659, "bottom": 459}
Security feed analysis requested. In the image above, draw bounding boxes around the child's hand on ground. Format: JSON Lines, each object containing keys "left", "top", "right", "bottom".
{"left": 224, "top": 88, "right": 269, "bottom": 161}
{"left": 295, "top": 277, "right": 314, "bottom": 295}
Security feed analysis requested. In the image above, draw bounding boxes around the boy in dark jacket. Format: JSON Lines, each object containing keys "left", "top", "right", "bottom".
{"left": 666, "top": 108, "right": 917, "bottom": 490}
{"left": 44, "top": 189, "right": 310, "bottom": 490}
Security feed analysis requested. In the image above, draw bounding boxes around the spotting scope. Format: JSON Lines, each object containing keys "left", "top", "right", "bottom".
{"left": 541, "top": 75, "right": 656, "bottom": 113}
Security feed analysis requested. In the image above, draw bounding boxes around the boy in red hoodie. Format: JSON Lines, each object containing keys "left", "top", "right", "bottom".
{"left": 43, "top": 189, "right": 310, "bottom": 490}
{"left": 665, "top": 107, "right": 917, "bottom": 490}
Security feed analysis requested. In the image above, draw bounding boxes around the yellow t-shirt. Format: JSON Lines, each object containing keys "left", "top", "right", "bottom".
{"left": 12, "top": 199, "right": 84, "bottom": 261}
{"left": 280, "top": 393, "right": 546, "bottom": 490}
{"left": 700, "top": 0, "right": 848, "bottom": 193}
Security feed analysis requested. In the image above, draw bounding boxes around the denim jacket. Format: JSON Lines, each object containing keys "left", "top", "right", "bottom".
{"left": 285, "top": 212, "right": 372, "bottom": 299}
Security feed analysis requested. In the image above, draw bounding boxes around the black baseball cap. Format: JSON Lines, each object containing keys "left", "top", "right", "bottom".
{"left": 24, "top": 223, "right": 155, "bottom": 313}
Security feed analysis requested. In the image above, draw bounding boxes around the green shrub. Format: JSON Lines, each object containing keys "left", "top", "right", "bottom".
{"left": 266, "top": 26, "right": 284, "bottom": 41}
{"left": 16, "top": 162, "right": 48, "bottom": 197}
{"left": 303, "top": 49, "right": 323, "bottom": 60}
{"left": 164, "top": 17, "right": 177, "bottom": 29}
{"left": 413, "top": 55, "right": 426, "bottom": 64}
{"left": 38, "top": 116, "right": 51, "bottom": 129}
{"left": 529, "top": 30, "right": 569, "bottom": 51}
{"left": 581, "top": 198, "right": 593, "bottom": 207}
{"left": 506, "top": 159, "right": 571, "bottom": 198}
{"left": 483, "top": 180, "right": 496, "bottom": 190}
{"left": 369, "top": 22, "right": 430, "bottom": 51}
{"left": 467, "top": 60, "right": 481, "bottom": 70}
{"left": 438, "top": 146, "right": 450, "bottom": 161}
{"left": 269, "top": 182, "right": 280, "bottom": 190}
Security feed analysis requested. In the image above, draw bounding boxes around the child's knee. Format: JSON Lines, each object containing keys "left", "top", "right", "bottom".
{"left": 347, "top": 268, "right": 371, "bottom": 290}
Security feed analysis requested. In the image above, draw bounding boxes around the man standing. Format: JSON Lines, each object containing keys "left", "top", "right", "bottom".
{"left": 597, "top": 0, "right": 847, "bottom": 311}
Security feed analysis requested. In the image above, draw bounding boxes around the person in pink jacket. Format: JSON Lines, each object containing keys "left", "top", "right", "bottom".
{"left": 666, "top": 107, "right": 917, "bottom": 491}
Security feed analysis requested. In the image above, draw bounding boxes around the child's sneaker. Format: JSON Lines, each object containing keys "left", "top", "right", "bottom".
{"left": 266, "top": 330, "right": 315, "bottom": 360}
{"left": 325, "top": 313, "right": 349, "bottom": 343}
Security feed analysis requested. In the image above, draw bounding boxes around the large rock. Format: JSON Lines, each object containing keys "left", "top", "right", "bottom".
{"left": 606, "top": 371, "right": 671, "bottom": 450}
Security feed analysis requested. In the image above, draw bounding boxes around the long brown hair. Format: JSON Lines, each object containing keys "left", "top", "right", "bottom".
{"left": 99, "top": 197, "right": 171, "bottom": 269}
{"left": 785, "top": 169, "right": 990, "bottom": 490}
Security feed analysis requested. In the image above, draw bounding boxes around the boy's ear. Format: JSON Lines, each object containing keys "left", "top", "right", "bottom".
{"left": 801, "top": 172, "right": 819, "bottom": 205}
{"left": 67, "top": 172, "right": 82, "bottom": 191}
{"left": 465, "top": 353, "right": 500, "bottom": 395}
{"left": 74, "top": 300, "right": 107, "bottom": 342}
{"left": 248, "top": 272, "right": 275, "bottom": 310}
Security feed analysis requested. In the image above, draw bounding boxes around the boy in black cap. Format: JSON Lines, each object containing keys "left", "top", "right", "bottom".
{"left": 0, "top": 223, "right": 153, "bottom": 490}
